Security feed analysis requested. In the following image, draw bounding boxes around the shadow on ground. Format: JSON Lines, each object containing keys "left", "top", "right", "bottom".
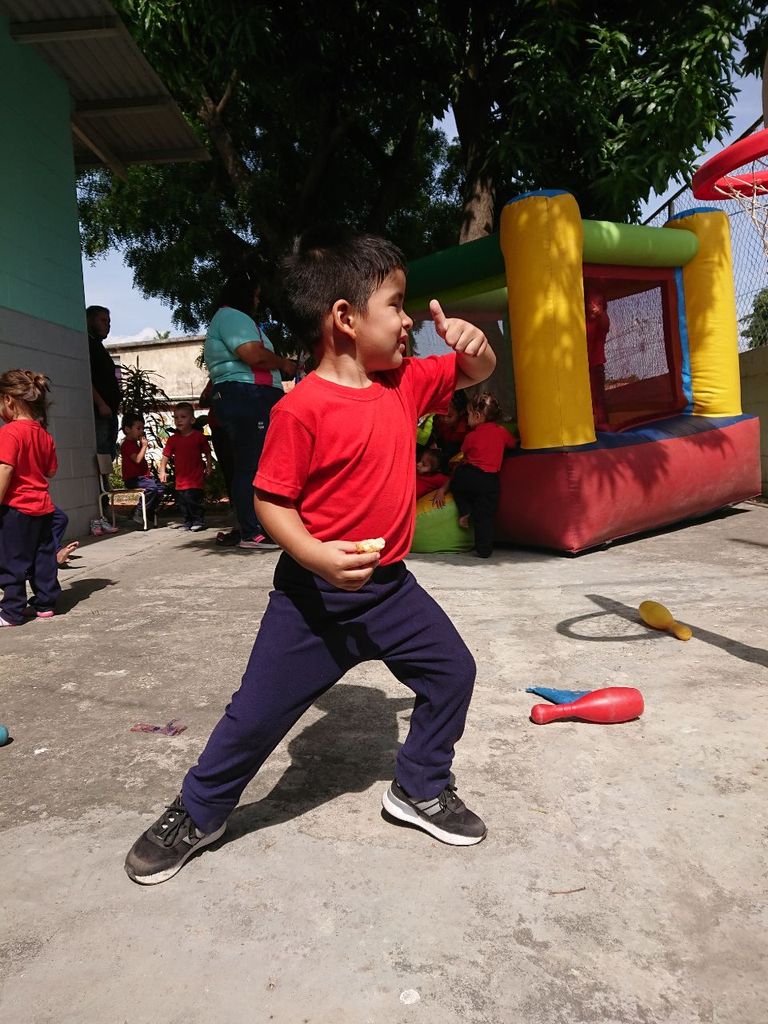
{"left": 56, "top": 577, "right": 117, "bottom": 613}
{"left": 224, "top": 684, "right": 413, "bottom": 842}
{"left": 557, "top": 593, "right": 768, "bottom": 669}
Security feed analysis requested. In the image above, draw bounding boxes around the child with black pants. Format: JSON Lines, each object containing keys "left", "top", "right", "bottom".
{"left": 124, "top": 226, "right": 497, "bottom": 885}
{"left": 435, "top": 393, "right": 517, "bottom": 558}
{"left": 159, "top": 403, "right": 212, "bottom": 531}
{"left": 0, "top": 370, "right": 60, "bottom": 625}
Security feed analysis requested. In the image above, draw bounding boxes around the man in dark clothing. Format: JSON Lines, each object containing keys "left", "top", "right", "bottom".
{"left": 87, "top": 305, "right": 121, "bottom": 519}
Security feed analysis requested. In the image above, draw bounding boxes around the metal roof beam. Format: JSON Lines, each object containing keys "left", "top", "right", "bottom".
{"left": 10, "top": 16, "right": 122, "bottom": 44}
{"left": 75, "top": 96, "right": 175, "bottom": 118}
{"left": 77, "top": 148, "right": 210, "bottom": 167}
{"left": 71, "top": 118, "right": 128, "bottom": 181}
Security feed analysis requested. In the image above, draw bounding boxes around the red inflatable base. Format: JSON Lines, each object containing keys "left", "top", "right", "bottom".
{"left": 495, "top": 416, "right": 760, "bottom": 553}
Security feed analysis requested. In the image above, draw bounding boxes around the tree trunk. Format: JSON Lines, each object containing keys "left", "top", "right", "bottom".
{"left": 459, "top": 173, "right": 496, "bottom": 242}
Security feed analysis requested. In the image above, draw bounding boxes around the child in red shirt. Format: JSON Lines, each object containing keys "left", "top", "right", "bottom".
{"left": 159, "top": 403, "right": 212, "bottom": 531}
{"left": 430, "top": 391, "right": 469, "bottom": 458}
{"left": 435, "top": 393, "right": 517, "bottom": 558}
{"left": 415, "top": 448, "right": 449, "bottom": 499}
{"left": 120, "top": 413, "right": 165, "bottom": 527}
{"left": 125, "top": 226, "right": 497, "bottom": 885}
{"left": 0, "top": 370, "right": 60, "bottom": 625}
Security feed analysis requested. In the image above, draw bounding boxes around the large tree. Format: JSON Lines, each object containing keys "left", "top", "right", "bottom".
{"left": 80, "top": 1, "right": 762, "bottom": 333}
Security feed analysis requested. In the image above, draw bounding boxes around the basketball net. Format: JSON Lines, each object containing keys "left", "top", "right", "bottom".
{"left": 713, "top": 156, "right": 768, "bottom": 260}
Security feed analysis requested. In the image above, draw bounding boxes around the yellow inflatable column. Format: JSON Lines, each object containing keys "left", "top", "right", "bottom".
{"left": 500, "top": 191, "right": 594, "bottom": 448}
{"left": 666, "top": 209, "right": 741, "bottom": 416}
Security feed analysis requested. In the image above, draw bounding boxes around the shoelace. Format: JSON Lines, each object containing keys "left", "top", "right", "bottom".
{"left": 437, "top": 784, "right": 461, "bottom": 811}
{"left": 153, "top": 800, "right": 193, "bottom": 847}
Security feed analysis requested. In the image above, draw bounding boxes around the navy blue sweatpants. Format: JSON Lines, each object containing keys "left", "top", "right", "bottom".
{"left": 0, "top": 506, "right": 61, "bottom": 623}
{"left": 182, "top": 555, "right": 476, "bottom": 834}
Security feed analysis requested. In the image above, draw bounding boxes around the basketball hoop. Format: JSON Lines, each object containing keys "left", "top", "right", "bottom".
{"left": 692, "top": 126, "right": 768, "bottom": 258}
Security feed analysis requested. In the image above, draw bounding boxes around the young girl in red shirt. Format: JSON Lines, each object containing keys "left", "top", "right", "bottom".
{"left": 0, "top": 370, "right": 61, "bottom": 625}
{"left": 434, "top": 392, "right": 517, "bottom": 558}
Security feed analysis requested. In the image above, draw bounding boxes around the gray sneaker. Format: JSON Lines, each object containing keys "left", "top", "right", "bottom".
{"left": 382, "top": 778, "right": 487, "bottom": 846}
{"left": 124, "top": 795, "right": 226, "bottom": 885}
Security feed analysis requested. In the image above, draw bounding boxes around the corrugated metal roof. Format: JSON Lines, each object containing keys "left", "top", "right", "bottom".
{"left": 0, "top": 0, "right": 209, "bottom": 176}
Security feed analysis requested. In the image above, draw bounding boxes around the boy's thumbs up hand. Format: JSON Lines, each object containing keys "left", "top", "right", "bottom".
{"left": 429, "top": 299, "right": 489, "bottom": 359}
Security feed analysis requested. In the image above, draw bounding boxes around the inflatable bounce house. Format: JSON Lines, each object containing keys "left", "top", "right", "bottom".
{"left": 408, "top": 190, "right": 760, "bottom": 553}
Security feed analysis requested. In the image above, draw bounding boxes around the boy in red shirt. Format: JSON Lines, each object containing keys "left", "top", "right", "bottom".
{"left": 434, "top": 393, "right": 517, "bottom": 558}
{"left": 125, "top": 227, "right": 496, "bottom": 885}
{"left": 120, "top": 414, "right": 165, "bottom": 527}
{"left": 0, "top": 370, "right": 60, "bottom": 625}
{"left": 159, "top": 403, "right": 212, "bottom": 531}
{"left": 415, "top": 448, "right": 449, "bottom": 500}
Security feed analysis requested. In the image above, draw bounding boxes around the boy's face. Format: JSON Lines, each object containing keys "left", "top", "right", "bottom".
{"left": 173, "top": 408, "right": 194, "bottom": 432}
{"left": 416, "top": 452, "right": 437, "bottom": 476}
{"left": 436, "top": 406, "right": 460, "bottom": 429}
{"left": 126, "top": 420, "right": 144, "bottom": 440}
{"left": 353, "top": 269, "right": 413, "bottom": 373}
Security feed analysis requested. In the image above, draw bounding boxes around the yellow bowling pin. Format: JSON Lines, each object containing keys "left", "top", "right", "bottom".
{"left": 639, "top": 600, "right": 692, "bottom": 641}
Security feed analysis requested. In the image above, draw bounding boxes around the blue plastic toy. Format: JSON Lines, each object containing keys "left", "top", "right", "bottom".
{"left": 525, "top": 687, "right": 592, "bottom": 705}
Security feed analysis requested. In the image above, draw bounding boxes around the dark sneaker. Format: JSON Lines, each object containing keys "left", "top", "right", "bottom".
{"left": 382, "top": 778, "right": 487, "bottom": 846}
{"left": 238, "top": 534, "right": 280, "bottom": 551}
{"left": 124, "top": 795, "right": 226, "bottom": 885}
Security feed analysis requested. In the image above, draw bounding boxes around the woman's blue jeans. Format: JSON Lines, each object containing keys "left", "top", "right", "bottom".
{"left": 211, "top": 381, "right": 284, "bottom": 541}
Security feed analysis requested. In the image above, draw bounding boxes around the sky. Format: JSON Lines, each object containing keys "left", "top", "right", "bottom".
{"left": 83, "top": 70, "right": 764, "bottom": 342}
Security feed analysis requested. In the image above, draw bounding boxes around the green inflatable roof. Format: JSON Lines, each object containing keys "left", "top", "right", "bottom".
{"left": 406, "top": 217, "right": 699, "bottom": 315}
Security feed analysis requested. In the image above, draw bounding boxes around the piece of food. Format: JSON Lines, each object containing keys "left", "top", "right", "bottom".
{"left": 355, "top": 537, "right": 386, "bottom": 554}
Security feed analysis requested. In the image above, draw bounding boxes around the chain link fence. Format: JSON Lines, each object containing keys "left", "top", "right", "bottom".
{"left": 643, "top": 116, "right": 767, "bottom": 351}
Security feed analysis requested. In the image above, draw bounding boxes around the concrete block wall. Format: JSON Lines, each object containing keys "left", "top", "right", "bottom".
{"left": 0, "top": 18, "right": 98, "bottom": 537}
{"left": 739, "top": 345, "right": 768, "bottom": 495}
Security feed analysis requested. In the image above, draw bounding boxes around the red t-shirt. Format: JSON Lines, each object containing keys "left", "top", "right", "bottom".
{"left": 0, "top": 420, "right": 56, "bottom": 515}
{"left": 461, "top": 422, "right": 517, "bottom": 474}
{"left": 120, "top": 438, "right": 150, "bottom": 481}
{"left": 163, "top": 431, "right": 211, "bottom": 489}
{"left": 416, "top": 471, "right": 449, "bottom": 499}
{"left": 433, "top": 416, "right": 468, "bottom": 448}
{"left": 255, "top": 355, "right": 457, "bottom": 566}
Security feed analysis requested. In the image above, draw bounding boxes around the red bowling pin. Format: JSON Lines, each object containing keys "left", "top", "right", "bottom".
{"left": 530, "top": 686, "right": 644, "bottom": 725}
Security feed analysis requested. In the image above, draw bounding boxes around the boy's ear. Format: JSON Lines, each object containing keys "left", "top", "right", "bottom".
{"left": 331, "top": 299, "right": 356, "bottom": 339}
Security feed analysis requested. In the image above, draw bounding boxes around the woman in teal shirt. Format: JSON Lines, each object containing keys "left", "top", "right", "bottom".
{"left": 205, "top": 272, "right": 297, "bottom": 548}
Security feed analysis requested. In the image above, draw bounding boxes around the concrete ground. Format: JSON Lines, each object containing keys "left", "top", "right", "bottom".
{"left": 1, "top": 504, "right": 767, "bottom": 1024}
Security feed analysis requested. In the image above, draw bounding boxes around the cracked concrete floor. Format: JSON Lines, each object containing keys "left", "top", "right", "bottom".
{"left": 1, "top": 505, "right": 767, "bottom": 1024}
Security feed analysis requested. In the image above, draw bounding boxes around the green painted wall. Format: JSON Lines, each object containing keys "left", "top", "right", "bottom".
{"left": 0, "top": 18, "right": 85, "bottom": 333}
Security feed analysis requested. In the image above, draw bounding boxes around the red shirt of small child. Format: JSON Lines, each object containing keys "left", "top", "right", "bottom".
{"left": 120, "top": 438, "right": 150, "bottom": 481}
{"left": 461, "top": 421, "right": 517, "bottom": 474}
{"left": 0, "top": 420, "right": 56, "bottom": 514}
{"left": 415, "top": 449, "right": 449, "bottom": 499}
{"left": 163, "top": 431, "right": 211, "bottom": 489}
{"left": 416, "top": 471, "right": 450, "bottom": 499}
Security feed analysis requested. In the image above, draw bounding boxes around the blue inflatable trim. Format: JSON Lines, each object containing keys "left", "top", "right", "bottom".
{"left": 505, "top": 190, "right": 570, "bottom": 205}
{"left": 517, "top": 413, "right": 755, "bottom": 454}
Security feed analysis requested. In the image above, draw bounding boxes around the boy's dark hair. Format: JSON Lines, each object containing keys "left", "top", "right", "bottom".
{"left": 86, "top": 304, "right": 110, "bottom": 318}
{"left": 215, "top": 271, "right": 260, "bottom": 317}
{"left": 282, "top": 225, "right": 406, "bottom": 347}
{"left": 419, "top": 448, "right": 441, "bottom": 471}
{"left": 121, "top": 412, "right": 143, "bottom": 431}
{"left": 450, "top": 391, "right": 468, "bottom": 414}
{"left": 175, "top": 402, "right": 195, "bottom": 415}
{"left": 468, "top": 392, "right": 503, "bottom": 423}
